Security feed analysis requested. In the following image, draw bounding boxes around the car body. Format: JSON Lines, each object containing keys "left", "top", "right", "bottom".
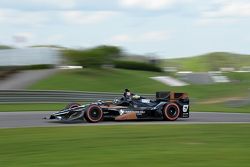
{"left": 48, "top": 91, "right": 189, "bottom": 123}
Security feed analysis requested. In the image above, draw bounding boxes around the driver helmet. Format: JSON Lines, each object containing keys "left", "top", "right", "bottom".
{"left": 125, "top": 89, "right": 131, "bottom": 96}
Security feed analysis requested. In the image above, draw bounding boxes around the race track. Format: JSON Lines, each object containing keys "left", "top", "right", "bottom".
{"left": 0, "top": 111, "right": 249, "bottom": 129}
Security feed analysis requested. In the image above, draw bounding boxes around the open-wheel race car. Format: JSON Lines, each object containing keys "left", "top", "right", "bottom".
{"left": 47, "top": 91, "right": 189, "bottom": 123}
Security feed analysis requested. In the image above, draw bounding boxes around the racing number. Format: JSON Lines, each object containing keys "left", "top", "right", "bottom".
{"left": 183, "top": 105, "right": 189, "bottom": 112}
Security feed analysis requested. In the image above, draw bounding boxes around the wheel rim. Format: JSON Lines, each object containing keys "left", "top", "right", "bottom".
{"left": 167, "top": 106, "right": 178, "bottom": 117}
{"left": 164, "top": 103, "right": 180, "bottom": 120}
{"left": 88, "top": 106, "right": 102, "bottom": 121}
{"left": 90, "top": 108, "right": 101, "bottom": 119}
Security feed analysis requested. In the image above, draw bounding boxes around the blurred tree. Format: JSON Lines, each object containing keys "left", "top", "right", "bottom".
{"left": 63, "top": 45, "right": 122, "bottom": 68}
{"left": 114, "top": 60, "right": 162, "bottom": 72}
{"left": 0, "top": 45, "right": 13, "bottom": 49}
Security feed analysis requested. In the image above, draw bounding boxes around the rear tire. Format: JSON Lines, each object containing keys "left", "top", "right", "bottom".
{"left": 84, "top": 105, "right": 103, "bottom": 123}
{"left": 162, "top": 103, "right": 180, "bottom": 121}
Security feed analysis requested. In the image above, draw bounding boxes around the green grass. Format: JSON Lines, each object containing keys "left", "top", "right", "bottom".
{"left": 191, "top": 103, "right": 250, "bottom": 113}
{"left": 29, "top": 69, "right": 250, "bottom": 100}
{"left": 0, "top": 103, "right": 68, "bottom": 112}
{"left": 162, "top": 52, "right": 250, "bottom": 72}
{"left": 29, "top": 68, "right": 168, "bottom": 93}
{"left": 0, "top": 124, "right": 249, "bottom": 167}
{"left": 225, "top": 72, "right": 250, "bottom": 82}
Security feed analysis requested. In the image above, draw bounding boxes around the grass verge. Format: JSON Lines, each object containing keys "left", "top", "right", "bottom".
{"left": 191, "top": 103, "right": 250, "bottom": 113}
{"left": 28, "top": 68, "right": 167, "bottom": 93}
{"left": 0, "top": 124, "right": 249, "bottom": 167}
{"left": 0, "top": 103, "right": 67, "bottom": 112}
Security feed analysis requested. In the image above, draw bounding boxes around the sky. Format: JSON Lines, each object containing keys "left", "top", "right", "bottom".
{"left": 0, "top": 0, "right": 250, "bottom": 58}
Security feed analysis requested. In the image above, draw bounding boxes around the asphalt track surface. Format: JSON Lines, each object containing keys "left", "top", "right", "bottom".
{"left": 0, "top": 111, "right": 249, "bottom": 129}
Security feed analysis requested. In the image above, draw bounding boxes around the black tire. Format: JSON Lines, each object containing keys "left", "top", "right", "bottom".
{"left": 65, "top": 103, "right": 81, "bottom": 110}
{"left": 162, "top": 103, "right": 180, "bottom": 121}
{"left": 84, "top": 105, "right": 103, "bottom": 123}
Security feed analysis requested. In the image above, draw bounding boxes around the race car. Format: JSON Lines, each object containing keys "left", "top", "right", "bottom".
{"left": 47, "top": 91, "right": 189, "bottom": 123}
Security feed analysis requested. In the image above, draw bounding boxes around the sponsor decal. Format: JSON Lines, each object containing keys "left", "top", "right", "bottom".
{"left": 141, "top": 99, "right": 150, "bottom": 103}
{"left": 119, "top": 109, "right": 145, "bottom": 115}
{"left": 119, "top": 109, "right": 125, "bottom": 115}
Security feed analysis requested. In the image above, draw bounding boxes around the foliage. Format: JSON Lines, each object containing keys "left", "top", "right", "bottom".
{"left": 0, "top": 45, "right": 13, "bottom": 49}
{"left": 64, "top": 45, "right": 122, "bottom": 68}
{"left": 114, "top": 60, "right": 162, "bottom": 72}
{"left": 19, "top": 64, "right": 54, "bottom": 70}
{"left": 30, "top": 45, "right": 67, "bottom": 49}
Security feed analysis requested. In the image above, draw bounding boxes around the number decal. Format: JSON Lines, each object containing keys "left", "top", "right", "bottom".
{"left": 183, "top": 105, "right": 189, "bottom": 112}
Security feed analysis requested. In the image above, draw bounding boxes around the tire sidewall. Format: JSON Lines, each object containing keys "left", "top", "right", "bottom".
{"left": 163, "top": 103, "right": 180, "bottom": 121}
{"left": 85, "top": 105, "right": 103, "bottom": 123}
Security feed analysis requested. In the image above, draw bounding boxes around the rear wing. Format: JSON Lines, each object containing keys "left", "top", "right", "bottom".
{"left": 156, "top": 91, "right": 189, "bottom": 102}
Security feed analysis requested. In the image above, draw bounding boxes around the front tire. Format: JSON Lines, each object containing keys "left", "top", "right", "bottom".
{"left": 162, "top": 103, "right": 180, "bottom": 121}
{"left": 84, "top": 105, "right": 103, "bottom": 123}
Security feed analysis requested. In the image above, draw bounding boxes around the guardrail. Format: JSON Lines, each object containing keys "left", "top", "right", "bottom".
{"left": 0, "top": 90, "right": 155, "bottom": 103}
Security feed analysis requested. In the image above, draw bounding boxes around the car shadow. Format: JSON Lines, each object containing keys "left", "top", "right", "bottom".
{"left": 45, "top": 118, "right": 189, "bottom": 124}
